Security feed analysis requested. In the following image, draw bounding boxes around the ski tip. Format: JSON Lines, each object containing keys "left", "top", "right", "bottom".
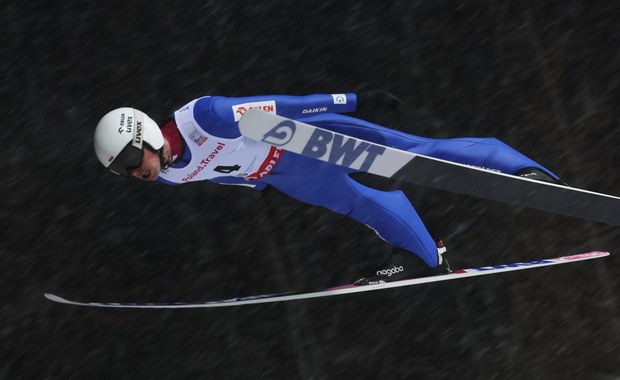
{"left": 44, "top": 293, "right": 69, "bottom": 303}
{"left": 560, "top": 251, "right": 610, "bottom": 260}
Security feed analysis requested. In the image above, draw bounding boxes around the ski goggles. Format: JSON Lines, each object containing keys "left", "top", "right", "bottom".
{"left": 108, "top": 144, "right": 144, "bottom": 176}
{"left": 108, "top": 111, "right": 145, "bottom": 176}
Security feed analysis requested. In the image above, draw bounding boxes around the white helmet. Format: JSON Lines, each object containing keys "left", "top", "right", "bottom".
{"left": 94, "top": 107, "right": 164, "bottom": 176}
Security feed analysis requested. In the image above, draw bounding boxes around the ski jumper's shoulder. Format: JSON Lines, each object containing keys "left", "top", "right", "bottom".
{"left": 193, "top": 96, "right": 241, "bottom": 138}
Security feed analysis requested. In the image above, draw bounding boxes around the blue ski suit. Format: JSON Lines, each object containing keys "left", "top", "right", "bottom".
{"left": 159, "top": 93, "right": 556, "bottom": 267}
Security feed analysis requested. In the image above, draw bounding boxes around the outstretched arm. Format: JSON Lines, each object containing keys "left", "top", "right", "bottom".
{"left": 191, "top": 91, "right": 401, "bottom": 138}
{"left": 213, "top": 93, "right": 358, "bottom": 120}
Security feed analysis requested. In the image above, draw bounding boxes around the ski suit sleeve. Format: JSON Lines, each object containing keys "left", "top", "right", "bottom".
{"left": 192, "top": 94, "right": 358, "bottom": 139}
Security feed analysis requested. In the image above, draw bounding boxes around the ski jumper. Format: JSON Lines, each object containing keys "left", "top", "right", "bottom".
{"left": 159, "top": 94, "right": 557, "bottom": 267}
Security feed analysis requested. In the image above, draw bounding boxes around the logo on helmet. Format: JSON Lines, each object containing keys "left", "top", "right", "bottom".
{"left": 133, "top": 120, "right": 142, "bottom": 145}
{"left": 117, "top": 114, "right": 134, "bottom": 135}
{"left": 117, "top": 113, "right": 126, "bottom": 134}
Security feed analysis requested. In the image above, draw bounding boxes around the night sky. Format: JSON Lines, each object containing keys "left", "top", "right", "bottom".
{"left": 3, "top": 1, "right": 619, "bottom": 378}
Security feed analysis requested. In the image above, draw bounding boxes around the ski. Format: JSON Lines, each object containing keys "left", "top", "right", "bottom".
{"left": 239, "top": 109, "right": 620, "bottom": 226}
{"left": 44, "top": 251, "right": 609, "bottom": 309}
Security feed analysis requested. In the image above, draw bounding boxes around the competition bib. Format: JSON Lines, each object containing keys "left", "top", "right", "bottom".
{"left": 159, "top": 98, "right": 282, "bottom": 184}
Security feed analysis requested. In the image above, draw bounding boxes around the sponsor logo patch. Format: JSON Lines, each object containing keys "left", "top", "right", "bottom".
{"left": 331, "top": 94, "right": 347, "bottom": 104}
{"left": 246, "top": 147, "right": 284, "bottom": 180}
{"left": 232, "top": 100, "right": 276, "bottom": 121}
{"left": 261, "top": 120, "right": 296, "bottom": 147}
{"left": 302, "top": 128, "right": 385, "bottom": 172}
{"left": 376, "top": 266, "right": 404, "bottom": 277}
{"left": 117, "top": 113, "right": 132, "bottom": 134}
{"left": 260, "top": 121, "right": 386, "bottom": 172}
{"left": 181, "top": 142, "right": 226, "bottom": 182}
{"left": 133, "top": 119, "right": 142, "bottom": 146}
{"left": 302, "top": 107, "right": 328, "bottom": 114}
{"left": 189, "top": 129, "right": 208, "bottom": 146}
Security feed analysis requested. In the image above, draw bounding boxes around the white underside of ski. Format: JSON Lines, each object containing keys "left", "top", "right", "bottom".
{"left": 238, "top": 109, "right": 620, "bottom": 226}
{"left": 44, "top": 251, "right": 609, "bottom": 309}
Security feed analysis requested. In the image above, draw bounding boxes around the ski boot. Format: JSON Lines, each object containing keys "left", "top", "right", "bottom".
{"left": 516, "top": 167, "right": 568, "bottom": 186}
{"left": 354, "top": 241, "right": 451, "bottom": 286}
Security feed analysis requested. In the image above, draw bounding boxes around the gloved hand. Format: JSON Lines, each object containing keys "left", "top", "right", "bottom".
{"left": 356, "top": 90, "right": 402, "bottom": 112}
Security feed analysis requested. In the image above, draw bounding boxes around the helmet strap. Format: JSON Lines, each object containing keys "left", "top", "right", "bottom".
{"left": 158, "top": 148, "right": 169, "bottom": 170}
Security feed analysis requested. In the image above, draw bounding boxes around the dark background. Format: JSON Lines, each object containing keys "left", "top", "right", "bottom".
{"left": 3, "top": 1, "right": 619, "bottom": 379}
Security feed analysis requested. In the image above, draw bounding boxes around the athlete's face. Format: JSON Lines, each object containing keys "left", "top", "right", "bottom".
{"left": 129, "top": 148, "right": 161, "bottom": 181}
